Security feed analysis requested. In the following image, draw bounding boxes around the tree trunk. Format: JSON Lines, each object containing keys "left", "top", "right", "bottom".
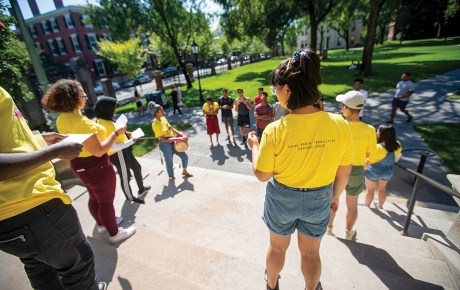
{"left": 360, "top": 0, "right": 386, "bottom": 76}
{"left": 307, "top": 0, "right": 318, "bottom": 51}
{"left": 345, "top": 31, "right": 349, "bottom": 51}
{"left": 379, "top": 25, "right": 385, "bottom": 44}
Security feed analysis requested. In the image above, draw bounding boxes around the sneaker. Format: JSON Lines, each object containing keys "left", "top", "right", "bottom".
{"left": 209, "top": 142, "right": 213, "bottom": 147}
{"left": 138, "top": 185, "right": 151, "bottom": 198}
{"left": 345, "top": 229, "right": 357, "bottom": 241}
{"left": 406, "top": 115, "right": 413, "bottom": 122}
{"left": 109, "top": 227, "right": 136, "bottom": 243}
{"left": 326, "top": 226, "right": 334, "bottom": 236}
{"left": 98, "top": 216, "right": 123, "bottom": 234}
{"left": 98, "top": 281, "right": 107, "bottom": 290}
{"left": 132, "top": 198, "right": 145, "bottom": 204}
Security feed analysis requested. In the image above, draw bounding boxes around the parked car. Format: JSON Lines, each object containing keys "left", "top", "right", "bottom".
{"left": 216, "top": 58, "right": 227, "bottom": 65}
{"left": 94, "top": 81, "right": 120, "bottom": 95}
{"left": 124, "top": 74, "right": 152, "bottom": 87}
{"left": 161, "top": 67, "right": 178, "bottom": 78}
{"left": 231, "top": 56, "right": 239, "bottom": 62}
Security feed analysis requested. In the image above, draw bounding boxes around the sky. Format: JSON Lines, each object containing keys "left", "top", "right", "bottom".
{"left": 2, "top": 0, "right": 220, "bottom": 30}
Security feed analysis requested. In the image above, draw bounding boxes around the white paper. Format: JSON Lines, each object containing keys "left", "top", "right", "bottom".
{"left": 131, "top": 127, "right": 145, "bottom": 139}
{"left": 115, "top": 114, "right": 128, "bottom": 129}
{"left": 111, "top": 139, "right": 134, "bottom": 151}
{"left": 61, "top": 134, "right": 92, "bottom": 144}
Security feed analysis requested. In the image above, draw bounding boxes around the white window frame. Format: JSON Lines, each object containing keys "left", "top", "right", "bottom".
{"left": 71, "top": 34, "right": 81, "bottom": 53}
{"left": 87, "top": 33, "right": 98, "bottom": 49}
{"left": 50, "top": 18, "right": 59, "bottom": 32}
{"left": 65, "top": 14, "right": 74, "bottom": 28}
{"left": 56, "top": 37, "right": 66, "bottom": 55}
{"left": 82, "top": 15, "right": 93, "bottom": 28}
{"left": 102, "top": 33, "right": 113, "bottom": 42}
{"left": 48, "top": 39, "right": 58, "bottom": 56}
{"left": 29, "top": 25, "right": 38, "bottom": 37}
{"left": 95, "top": 60, "right": 107, "bottom": 76}
{"left": 41, "top": 21, "right": 50, "bottom": 35}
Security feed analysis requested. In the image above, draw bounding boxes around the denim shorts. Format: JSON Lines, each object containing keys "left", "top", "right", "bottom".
{"left": 262, "top": 178, "right": 333, "bottom": 238}
{"left": 365, "top": 166, "right": 393, "bottom": 182}
{"left": 392, "top": 98, "right": 408, "bottom": 110}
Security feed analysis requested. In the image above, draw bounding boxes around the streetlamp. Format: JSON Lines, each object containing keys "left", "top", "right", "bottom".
{"left": 191, "top": 40, "right": 204, "bottom": 105}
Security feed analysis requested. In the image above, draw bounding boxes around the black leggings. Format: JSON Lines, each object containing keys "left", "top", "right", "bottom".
{"left": 109, "top": 147, "right": 144, "bottom": 200}
{"left": 173, "top": 102, "right": 183, "bottom": 115}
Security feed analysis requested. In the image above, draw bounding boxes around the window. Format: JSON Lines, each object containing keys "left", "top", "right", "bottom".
{"left": 86, "top": 33, "right": 98, "bottom": 50}
{"left": 350, "top": 36, "right": 355, "bottom": 46}
{"left": 71, "top": 34, "right": 81, "bottom": 53}
{"left": 50, "top": 18, "right": 59, "bottom": 32}
{"left": 337, "top": 41, "right": 341, "bottom": 46}
{"left": 35, "top": 42, "right": 42, "bottom": 50}
{"left": 351, "top": 25, "right": 356, "bottom": 32}
{"left": 65, "top": 14, "right": 74, "bottom": 28}
{"left": 47, "top": 40, "right": 58, "bottom": 56}
{"left": 41, "top": 21, "right": 50, "bottom": 34}
{"left": 81, "top": 15, "right": 93, "bottom": 28}
{"left": 29, "top": 25, "right": 38, "bottom": 37}
{"left": 56, "top": 38, "right": 67, "bottom": 55}
{"left": 95, "top": 60, "right": 107, "bottom": 76}
{"left": 102, "top": 33, "right": 113, "bottom": 42}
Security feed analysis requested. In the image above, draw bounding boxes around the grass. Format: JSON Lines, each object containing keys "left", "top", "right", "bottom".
{"left": 164, "top": 37, "right": 460, "bottom": 104}
{"left": 448, "top": 89, "right": 460, "bottom": 100}
{"left": 415, "top": 123, "right": 460, "bottom": 173}
{"left": 128, "top": 122, "right": 192, "bottom": 156}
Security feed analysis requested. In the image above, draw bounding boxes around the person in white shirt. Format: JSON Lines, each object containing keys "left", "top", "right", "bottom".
{"left": 389, "top": 73, "right": 414, "bottom": 123}
{"left": 175, "top": 85, "right": 190, "bottom": 113}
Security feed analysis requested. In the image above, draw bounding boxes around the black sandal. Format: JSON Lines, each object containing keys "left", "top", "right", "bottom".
{"left": 264, "top": 269, "right": 280, "bottom": 290}
{"left": 305, "top": 281, "right": 322, "bottom": 290}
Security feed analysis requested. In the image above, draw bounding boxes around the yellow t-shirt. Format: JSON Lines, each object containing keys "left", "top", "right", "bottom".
{"left": 348, "top": 121, "right": 376, "bottom": 166}
{"left": 57, "top": 112, "right": 107, "bottom": 157}
{"left": 96, "top": 118, "right": 129, "bottom": 155}
{"left": 152, "top": 117, "right": 174, "bottom": 138}
{"left": 367, "top": 142, "right": 402, "bottom": 164}
{"left": 256, "top": 111, "right": 353, "bottom": 188}
{"left": 202, "top": 102, "right": 219, "bottom": 112}
{"left": 0, "top": 87, "right": 70, "bottom": 221}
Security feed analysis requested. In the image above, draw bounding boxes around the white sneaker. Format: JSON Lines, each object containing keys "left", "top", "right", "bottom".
{"left": 326, "top": 226, "right": 334, "bottom": 236}
{"left": 110, "top": 227, "right": 136, "bottom": 243}
{"left": 345, "top": 229, "right": 357, "bottom": 241}
{"left": 98, "top": 216, "right": 123, "bottom": 234}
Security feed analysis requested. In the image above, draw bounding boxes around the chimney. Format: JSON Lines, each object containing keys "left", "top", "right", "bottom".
{"left": 54, "top": 0, "right": 64, "bottom": 9}
{"left": 27, "top": 0, "right": 40, "bottom": 16}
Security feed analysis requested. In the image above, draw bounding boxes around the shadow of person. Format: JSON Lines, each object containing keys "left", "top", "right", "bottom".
{"left": 210, "top": 144, "right": 229, "bottom": 165}
{"left": 337, "top": 238, "right": 444, "bottom": 289}
{"left": 120, "top": 200, "right": 142, "bottom": 227}
{"left": 154, "top": 178, "right": 195, "bottom": 202}
{"left": 226, "top": 142, "right": 251, "bottom": 162}
{"left": 118, "top": 276, "right": 133, "bottom": 290}
{"left": 88, "top": 236, "right": 118, "bottom": 287}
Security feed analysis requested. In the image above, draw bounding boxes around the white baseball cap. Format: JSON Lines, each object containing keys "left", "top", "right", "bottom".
{"left": 148, "top": 101, "right": 161, "bottom": 115}
{"left": 336, "top": 91, "right": 364, "bottom": 109}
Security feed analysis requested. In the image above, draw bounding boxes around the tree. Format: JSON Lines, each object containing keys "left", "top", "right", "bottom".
{"left": 329, "top": 1, "right": 363, "bottom": 50}
{"left": 85, "top": 0, "right": 211, "bottom": 89}
{"left": 305, "top": 0, "right": 334, "bottom": 51}
{"left": 360, "top": 0, "right": 386, "bottom": 76}
{"left": 94, "top": 37, "right": 146, "bottom": 79}
{"left": 0, "top": 3, "right": 33, "bottom": 103}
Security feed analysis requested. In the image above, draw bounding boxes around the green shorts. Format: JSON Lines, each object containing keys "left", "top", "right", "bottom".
{"left": 345, "top": 166, "right": 364, "bottom": 196}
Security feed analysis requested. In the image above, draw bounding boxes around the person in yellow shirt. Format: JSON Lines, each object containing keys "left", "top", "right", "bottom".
{"left": 149, "top": 101, "right": 193, "bottom": 180}
{"left": 0, "top": 86, "right": 108, "bottom": 290}
{"left": 327, "top": 91, "right": 377, "bottom": 241}
{"left": 41, "top": 79, "right": 136, "bottom": 244}
{"left": 248, "top": 50, "right": 353, "bottom": 290}
{"left": 202, "top": 97, "right": 220, "bottom": 146}
{"left": 364, "top": 124, "right": 402, "bottom": 209}
{"left": 94, "top": 97, "right": 151, "bottom": 204}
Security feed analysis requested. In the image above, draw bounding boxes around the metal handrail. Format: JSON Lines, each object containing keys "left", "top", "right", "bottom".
{"left": 396, "top": 152, "right": 460, "bottom": 236}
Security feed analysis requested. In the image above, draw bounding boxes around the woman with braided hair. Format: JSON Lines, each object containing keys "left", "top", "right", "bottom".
{"left": 248, "top": 49, "right": 353, "bottom": 290}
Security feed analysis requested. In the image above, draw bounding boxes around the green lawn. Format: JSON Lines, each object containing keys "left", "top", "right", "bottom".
{"left": 170, "top": 37, "right": 460, "bottom": 104}
{"left": 128, "top": 122, "right": 192, "bottom": 156}
{"left": 415, "top": 123, "right": 460, "bottom": 173}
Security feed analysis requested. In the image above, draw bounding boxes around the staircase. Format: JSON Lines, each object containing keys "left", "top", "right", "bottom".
{"left": 1, "top": 157, "right": 458, "bottom": 289}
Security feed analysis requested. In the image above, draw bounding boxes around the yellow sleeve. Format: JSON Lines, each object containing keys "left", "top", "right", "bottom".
{"left": 368, "top": 144, "right": 388, "bottom": 164}
{"left": 255, "top": 127, "right": 275, "bottom": 173}
{"left": 202, "top": 103, "right": 208, "bottom": 111}
{"left": 366, "top": 126, "right": 377, "bottom": 155}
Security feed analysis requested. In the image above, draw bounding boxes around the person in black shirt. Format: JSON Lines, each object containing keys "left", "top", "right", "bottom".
{"left": 169, "top": 85, "right": 183, "bottom": 116}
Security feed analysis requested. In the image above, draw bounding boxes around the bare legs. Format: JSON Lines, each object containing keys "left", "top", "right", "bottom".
{"left": 390, "top": 106, "right": 410, "bottom": 122}
{"left": 364, "top": 178, "right": 388, "bottom": 208}
{"left": 265, "top": 231, "right": 322, "bottom": 290}
{"left": 298, "top": 232, "right": 322, "bottom": 290}
{"left": 266, "top": 232, "right": 290, "bottom": 289}
{"left": 345, "top": 194, "right": 359, "bottom": 231}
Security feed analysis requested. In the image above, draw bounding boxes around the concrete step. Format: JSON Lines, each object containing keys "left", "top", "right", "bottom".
{"left": 1, "top": 158, "right": 458, "bottom": 289}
